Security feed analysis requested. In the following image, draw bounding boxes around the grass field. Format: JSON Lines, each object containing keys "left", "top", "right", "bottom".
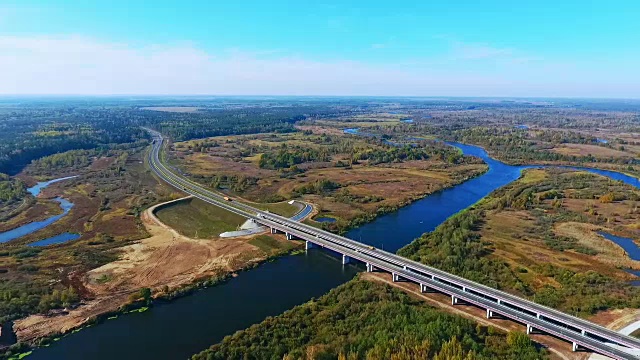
{"left": 248, "top": 235, "right": 298, "bottom": 254}
{"left": 154, "top": 198, "right": 245, "bottom": 238}
{"left": 551, "top": 143, "right": 633, "bottom": 158}
{"left": 246, "top": 201, "right": 299, "bottom": 217}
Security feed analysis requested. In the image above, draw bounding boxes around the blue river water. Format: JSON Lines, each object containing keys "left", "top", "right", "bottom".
{"left": 27, "top": 176, "right": 78, "bottom": 197}
{"left": 27, "top": 142, "right": 640, "bottom": 360}
{"left": 0, "top": 176, "right": 77, "bottom": 244}
{"left": 315, "top": 217, "right": 337, "bottom": 223}
{"left": 28, "top": 233, "right": 81, "bottom": 247}
{"left": 598, "top": 232, "right": 640, "bottom": 261}
{"left": 345, "top": 142, "right": 529, "bottom": 252}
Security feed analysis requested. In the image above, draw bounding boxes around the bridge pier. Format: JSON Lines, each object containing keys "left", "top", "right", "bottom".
{"left": 572, "top": 342, "right": 583, "bottom": 352}
{"left": 420, "top": 284, "right": 436, "bottom": 293}
{"left": 305, "top": 241, "right": 314, "bottom": 250}
{"left": 342, "top": 255, "right": 350, "bottom": 264}
{"left": 366, "top": 263, "right": 374, "bottom": 272}
{"left": 285, "top": 232, "right": 300, "bottom": 240}
{"left": 526, "top": 324, "right": 540, "bottom": 335}
{"left": 451, "top": 296, "right": 464, "bottom": 305}
{"left": 486, "top": 309, "right": 497, "bottom": 319}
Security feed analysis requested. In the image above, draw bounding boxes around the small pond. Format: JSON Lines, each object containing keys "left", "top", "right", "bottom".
{"left": 315, "top": 217, "right": 337, "bottom": 223}
{"left": 28, "top": 233, "right": 81, "bottom": 247}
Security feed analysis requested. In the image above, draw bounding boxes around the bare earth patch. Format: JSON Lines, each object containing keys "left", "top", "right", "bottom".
{"left": 13, "top": 197, "right": 287, "bottom": 343}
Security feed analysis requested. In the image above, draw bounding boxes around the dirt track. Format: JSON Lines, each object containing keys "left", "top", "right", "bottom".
{"left": 14, "top": 197, "right": 267, "bottom": 343}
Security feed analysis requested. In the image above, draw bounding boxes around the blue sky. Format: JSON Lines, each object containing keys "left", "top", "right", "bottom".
{"left": 1, "top": 0, "right": 639, "bottom": 97}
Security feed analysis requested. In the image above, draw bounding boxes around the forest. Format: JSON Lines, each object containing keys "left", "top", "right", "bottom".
{"left": 192, "top": 280, "right": 546, "bottom": 360}
{"left": 0, "top": 173, "right": 26, "bottom": 203}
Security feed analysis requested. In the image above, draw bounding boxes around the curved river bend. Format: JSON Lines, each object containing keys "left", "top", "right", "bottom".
{"left": 0, "top": 176, "right": 78, "bottom": 245}
{"left": 29, "top": 144, "right": 640, "bottom": 360}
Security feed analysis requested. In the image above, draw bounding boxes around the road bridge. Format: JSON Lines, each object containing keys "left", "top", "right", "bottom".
{"left": 146, "top": 129, "right": 639, "bottom": 360}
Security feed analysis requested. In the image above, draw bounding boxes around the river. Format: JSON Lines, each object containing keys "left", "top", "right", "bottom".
{"left": 28, "top": 143, "right": 640, "bottom": 360}
{"left": 0, "top": 176, "right": 78, "bottom": 244}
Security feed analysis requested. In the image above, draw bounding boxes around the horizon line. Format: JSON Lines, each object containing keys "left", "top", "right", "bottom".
{"left": 1, "top": 94, "right": 639, "bottom": 101}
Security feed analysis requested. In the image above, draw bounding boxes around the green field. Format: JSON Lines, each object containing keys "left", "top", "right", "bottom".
{"left": 248, "top": 235, "right": 297, "bottom": 253}
{"left": 248, "top": 201, "right": 300, "bottom": 218}
{"left": 155, "top": 198, "right": 245, "bottom": 238}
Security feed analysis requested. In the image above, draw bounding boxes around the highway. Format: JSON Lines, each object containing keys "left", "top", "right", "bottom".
{"left": 146, "top": 129, "right": 639, "bottom": 359}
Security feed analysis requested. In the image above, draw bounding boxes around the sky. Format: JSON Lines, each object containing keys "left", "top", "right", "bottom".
{"left": 1, "top": 0, "right": 639, "bottom": 97}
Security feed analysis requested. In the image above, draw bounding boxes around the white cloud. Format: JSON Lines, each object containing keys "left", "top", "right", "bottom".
{"left": 0, "top": 35, "right": 637, "bottom": 98}
{"left": 0, "top": 35, "right": 499, "bottom": 96}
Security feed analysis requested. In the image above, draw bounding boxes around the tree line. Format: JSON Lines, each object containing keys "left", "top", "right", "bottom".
{"left": 192, "top": 280, "right": 546, "bottom": 360}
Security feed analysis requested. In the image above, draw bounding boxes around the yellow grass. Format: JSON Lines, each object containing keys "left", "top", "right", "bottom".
{"left": 551, "top": 143, "right": 632, "bottom": 158}
{"left": 519, "top": 169, "right": 548, "bottom": 184}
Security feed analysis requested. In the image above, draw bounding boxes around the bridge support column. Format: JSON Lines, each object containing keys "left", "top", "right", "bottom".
{"left": 306, "top": 241, "right": 314, "bottom": 250}
{"left": 486, "top": 309, "right": 497, "bottom": 319}
{"left": 342, "top": 255, "right": 350, "bottom": 265}
{"left": 572, "top": 342, "right": 582, "bottom": 352}
{"left": 451, "top": 296, "right": 463, "bottom": 305}
{"left": 271, "top": 227, "right": 276, "bottom": 234}
{"left": 366, "top": 263, "right": 374, "bottom": 272}
{"left": 392, "top": 273, "right": 401, "bottom": 282}
{"left": 526, "top": 324, "right": 539, "bottom": 335}
{"left": 581, "top": 329, "right": 586, "bottom": 336}
{"left": 420, "top": 284, "right": 435, "bottom": 293}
